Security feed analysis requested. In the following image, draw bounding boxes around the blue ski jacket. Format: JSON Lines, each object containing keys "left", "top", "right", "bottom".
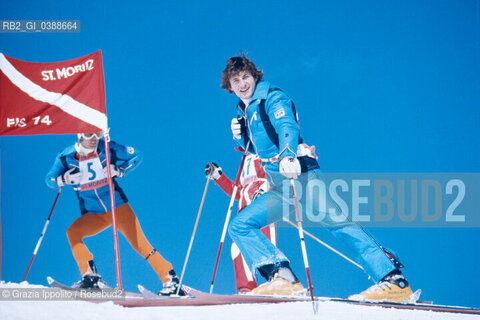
{"left": 235, "top": 80, "right": 319, "bottom": 173}
{"left": 45, "top": 140, "right": 143, "bottom": 214}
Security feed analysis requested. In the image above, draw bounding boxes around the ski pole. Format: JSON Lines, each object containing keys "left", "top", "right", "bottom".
{"left": 23, "top": 188, "right": 62, "bottom": 282}
{"left": 176, "top": 176, "right": 211, "bottom": 295}
{"left": 290, "top": 179, "right": 317, "bottom": 313}
{"left": 209, "top": 142, "right": 250, "bottom": 294}
{"left": 282, "top": 217, "right": 365, "bottom": 272}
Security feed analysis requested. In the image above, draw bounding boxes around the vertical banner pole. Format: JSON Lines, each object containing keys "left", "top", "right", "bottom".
{"left": 104, "top": 131, "right": 122, "bottom": 289}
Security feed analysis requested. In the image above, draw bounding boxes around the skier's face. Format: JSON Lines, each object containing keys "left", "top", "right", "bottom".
{"left": 79, "top": 133, "right": 101, "bottom": 149}
{"left": 230, "top": 71, "right": 256, "bottom": 101}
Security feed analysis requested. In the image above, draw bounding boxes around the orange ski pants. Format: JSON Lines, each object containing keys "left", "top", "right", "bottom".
{"left": 66, "top": 203, "right": 173, "bottom": 283}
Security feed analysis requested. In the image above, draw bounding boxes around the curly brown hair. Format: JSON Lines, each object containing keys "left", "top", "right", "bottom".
{"left": 221, "top": 54, "right": 264, "bottom": 93}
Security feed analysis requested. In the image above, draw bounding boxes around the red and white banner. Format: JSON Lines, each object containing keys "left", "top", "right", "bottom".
{"left": 0, "top": 50, "right": 108, "bottom": 136}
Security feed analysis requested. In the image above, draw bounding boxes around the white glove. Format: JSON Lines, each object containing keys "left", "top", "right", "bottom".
{"left": 231, "top": 117, "right": 244, "bottom": 140}
{"left": 205, "top": 162, "right": 222, "bottom": 180}
{"left": 104, "top": 164, "right": 125, "bottom": 178}
{"left": 56, "top": 167, "right": 83, "bottom": 186}
{"left": 279, "top": 157, "right": 301, "bottom": 179}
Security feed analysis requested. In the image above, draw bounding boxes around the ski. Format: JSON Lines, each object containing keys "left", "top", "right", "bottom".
{"left": 47, "top": 276, "right": 142, "bottom": 298}
{"left": 185, "top": 286, "right": 309, "bottom": 303}
{"left": 137, "top": 284, "right": 192, "bottom": 299}
{"left": 104, "top": 285, "right": 311, "bottom": 307}
{"left": 47, "top": 276, "right": 87, "bottom": 292}
{"left": 46, "top": 278, "right": 480, "bottom": 314}
{"left": 137, "top": 284, "right": 160, "bottom": 299}
{"left": 185, "top": 286, "right": 480, "bottom": 315}
{"left": 323, "top": 298, "right": 480, "bottom": 315}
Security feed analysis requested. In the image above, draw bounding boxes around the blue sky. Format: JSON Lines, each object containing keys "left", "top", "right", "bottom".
{"left": 1, "top": 0, "right": 479, "bottom": 308}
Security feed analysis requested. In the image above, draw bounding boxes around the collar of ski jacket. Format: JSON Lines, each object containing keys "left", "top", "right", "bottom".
{"left": 75, "top": 142, "right": 96, "bottom": 156}
{"left": 72, "top": 139, "right": 104, "bottom": 160}
{"left": 238, "top": 80, "right": 271, "bottom": 112}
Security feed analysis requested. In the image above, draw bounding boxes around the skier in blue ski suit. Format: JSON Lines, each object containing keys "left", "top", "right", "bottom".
{"left": 45, "top": 139, "right": 140, "bottom": 214}
{"left": 45, "top": 133, "right": 185, "bottom": 295}
{"left": 221, "top": 55, "right": 413, "bottom": 301}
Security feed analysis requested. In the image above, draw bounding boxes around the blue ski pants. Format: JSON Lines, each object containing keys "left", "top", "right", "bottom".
{"left": 228, "top": 169, "right": 397, "bottom": 283}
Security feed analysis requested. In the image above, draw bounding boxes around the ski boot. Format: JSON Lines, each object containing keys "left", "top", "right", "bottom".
{"left": 158, "top": 270, "right": 187, "bottom": 296}
{"left": 349, "top": 270, "right": 413, "bottom": 302}
{"left": 72, "top": 260, "right": 102, "bottom": 289}
{"left": 72, "top": 273, "right": 102, "bottom": 289}
{"left": 252, "top": 262, "right": 305, "bottom": 296}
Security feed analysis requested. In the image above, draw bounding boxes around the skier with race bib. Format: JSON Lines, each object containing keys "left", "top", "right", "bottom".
{"left": 205, "top": 151, "right": 277, "bottom": 293}
{"left": 45, "top": 132, "right": 184, "bottom": 295}
{"left": 221, "top": 54, "right": 413, "bottom": 301}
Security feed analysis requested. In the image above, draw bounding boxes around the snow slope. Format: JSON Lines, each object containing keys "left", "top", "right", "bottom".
{"left": 0, "top": 282, "right": 477, "bottom": 320}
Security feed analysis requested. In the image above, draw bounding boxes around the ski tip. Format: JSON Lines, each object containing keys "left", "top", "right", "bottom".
{"left": 46, "top": 276, "right": 54, "bottom": 285}
{"left": 312, "top": 300, "right": 319, "bottom": 315}
{"left": 97, "top": 281, "right": 109, "bottom": 289}
{"left": 408, "top": 289, "right": 422, "bottom": 304}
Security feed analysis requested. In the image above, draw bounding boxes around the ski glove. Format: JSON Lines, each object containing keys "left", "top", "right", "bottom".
{"left": 205, "top": 162, "right": 222, "bottom": 180}
{"left": 279, "top": 157, "right": 301, "bottom": 179}
{"left": 231, "top": 117, "right": 246, "bottom": 140}
{"left": 56, "top": 167, "right": 83, "bottom": 186}
{"left": 104, "top": 164, "right": 125, "bottom": 178}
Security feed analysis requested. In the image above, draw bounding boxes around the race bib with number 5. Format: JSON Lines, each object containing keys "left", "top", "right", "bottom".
{"left": 79, "top": 154, "right": 108, "bottom": 191}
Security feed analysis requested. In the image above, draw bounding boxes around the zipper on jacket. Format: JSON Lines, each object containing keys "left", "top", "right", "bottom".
{"left": 238, "top": 101, "right": 259, "bottom": 155}
{"left": 94, "top": 189, "right": 108, "bottom": 212}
